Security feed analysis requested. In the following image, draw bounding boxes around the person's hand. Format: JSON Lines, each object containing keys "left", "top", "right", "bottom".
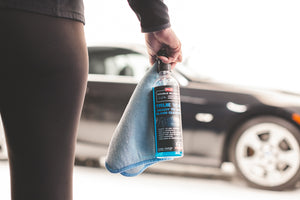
{"left": 145, "top": 27, "right": 182, "bottom": 69}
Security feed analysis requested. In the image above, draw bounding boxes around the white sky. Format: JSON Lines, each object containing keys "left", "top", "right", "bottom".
{"left": 84, "top": 0, "right": 300, "bottom": 93}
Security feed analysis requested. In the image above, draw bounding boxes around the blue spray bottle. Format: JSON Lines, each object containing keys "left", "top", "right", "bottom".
{"left": 152, "top": 58, "right": 184, "bottom": 158}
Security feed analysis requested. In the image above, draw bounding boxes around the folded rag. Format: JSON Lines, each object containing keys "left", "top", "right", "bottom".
{"left": 105, "top": 62, "right": 173, "bottom": 177}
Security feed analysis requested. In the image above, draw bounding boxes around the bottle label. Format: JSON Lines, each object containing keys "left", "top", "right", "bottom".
{"left": 153, "top": 85, "right": 183, "bottom": 153}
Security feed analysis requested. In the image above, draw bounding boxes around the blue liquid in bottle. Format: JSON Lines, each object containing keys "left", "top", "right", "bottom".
{"left": 152, "top": 59, "right": 183, "bottom": 158}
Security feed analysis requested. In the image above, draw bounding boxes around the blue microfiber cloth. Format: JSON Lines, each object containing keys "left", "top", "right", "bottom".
{"left": 105, "top": 62, "right": 173, "bottom": 177}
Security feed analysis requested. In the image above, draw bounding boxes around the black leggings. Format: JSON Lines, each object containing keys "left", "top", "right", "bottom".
{"left": 0, "top": 9, "right": 88, "bottom": 200}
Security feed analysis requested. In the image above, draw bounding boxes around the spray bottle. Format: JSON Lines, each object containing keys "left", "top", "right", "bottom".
{"left": 152, "top": 56, "right": 183, "bottom": 158}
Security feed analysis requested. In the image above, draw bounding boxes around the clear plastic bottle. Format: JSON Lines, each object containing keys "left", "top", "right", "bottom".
{"left": 152, "top": 59, "right": 183, "bottom": 158}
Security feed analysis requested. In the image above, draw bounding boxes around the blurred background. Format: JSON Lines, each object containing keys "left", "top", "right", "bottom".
{"left": 84, "top": 0, "right": 300, "bottom": 93}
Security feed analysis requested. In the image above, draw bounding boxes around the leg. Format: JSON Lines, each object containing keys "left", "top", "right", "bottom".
{"left": 0, "top": 9, "right": 88, "bottom": 200}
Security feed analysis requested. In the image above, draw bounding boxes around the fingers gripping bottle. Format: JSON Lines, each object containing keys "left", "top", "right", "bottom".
{"left": 152, "top": 59, "right": 183, "bottom": 158}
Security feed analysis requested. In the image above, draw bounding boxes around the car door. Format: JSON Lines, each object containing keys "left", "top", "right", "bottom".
{"left": 179, "top": 80, "right": 256, "bottom": 166}
{"left": 77, "top": 47, "right": 149, "bottom": 146}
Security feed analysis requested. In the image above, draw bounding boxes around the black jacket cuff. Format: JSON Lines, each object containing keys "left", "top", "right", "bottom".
{"left": 128, "top": 0, "right": 170, "bottom": 33}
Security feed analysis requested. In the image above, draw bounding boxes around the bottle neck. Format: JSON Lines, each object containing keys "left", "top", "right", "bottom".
{"left": 159, "top": 70, "right": 171, "bottom": 76}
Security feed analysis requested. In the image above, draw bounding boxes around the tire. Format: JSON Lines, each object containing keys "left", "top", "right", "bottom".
{"left": 229, "top": 116, "right": 300, "bottom": 190}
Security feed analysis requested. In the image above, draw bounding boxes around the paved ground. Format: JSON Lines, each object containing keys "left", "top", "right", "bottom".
{"left": 0, "top": 161, "right": 300, "bottom": 200}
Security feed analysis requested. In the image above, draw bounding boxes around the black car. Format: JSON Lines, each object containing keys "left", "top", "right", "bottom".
{"left": 75, "top": 45, "right": 300, "bottom": 190}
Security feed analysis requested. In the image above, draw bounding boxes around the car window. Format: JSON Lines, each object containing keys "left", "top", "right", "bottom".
{"left": 89, "top": 55, "right": 106, "bottom": 74}
{"left": 88, "top": 48, "right": 189, "bottom": 86}
{"left": 105, "top": 54, "right": 148, "bottom": 78}
{"left": 89, "top": 51, "right": 149, "bottom": 80}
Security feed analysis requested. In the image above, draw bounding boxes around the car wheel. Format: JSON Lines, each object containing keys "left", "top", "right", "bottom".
{"left": 229, "top": 116, "right": 300, "bottom": 190}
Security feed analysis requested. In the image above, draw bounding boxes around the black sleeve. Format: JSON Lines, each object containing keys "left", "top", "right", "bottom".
{"left": 128, "top": 0, "right": 171, "bottom": 33}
